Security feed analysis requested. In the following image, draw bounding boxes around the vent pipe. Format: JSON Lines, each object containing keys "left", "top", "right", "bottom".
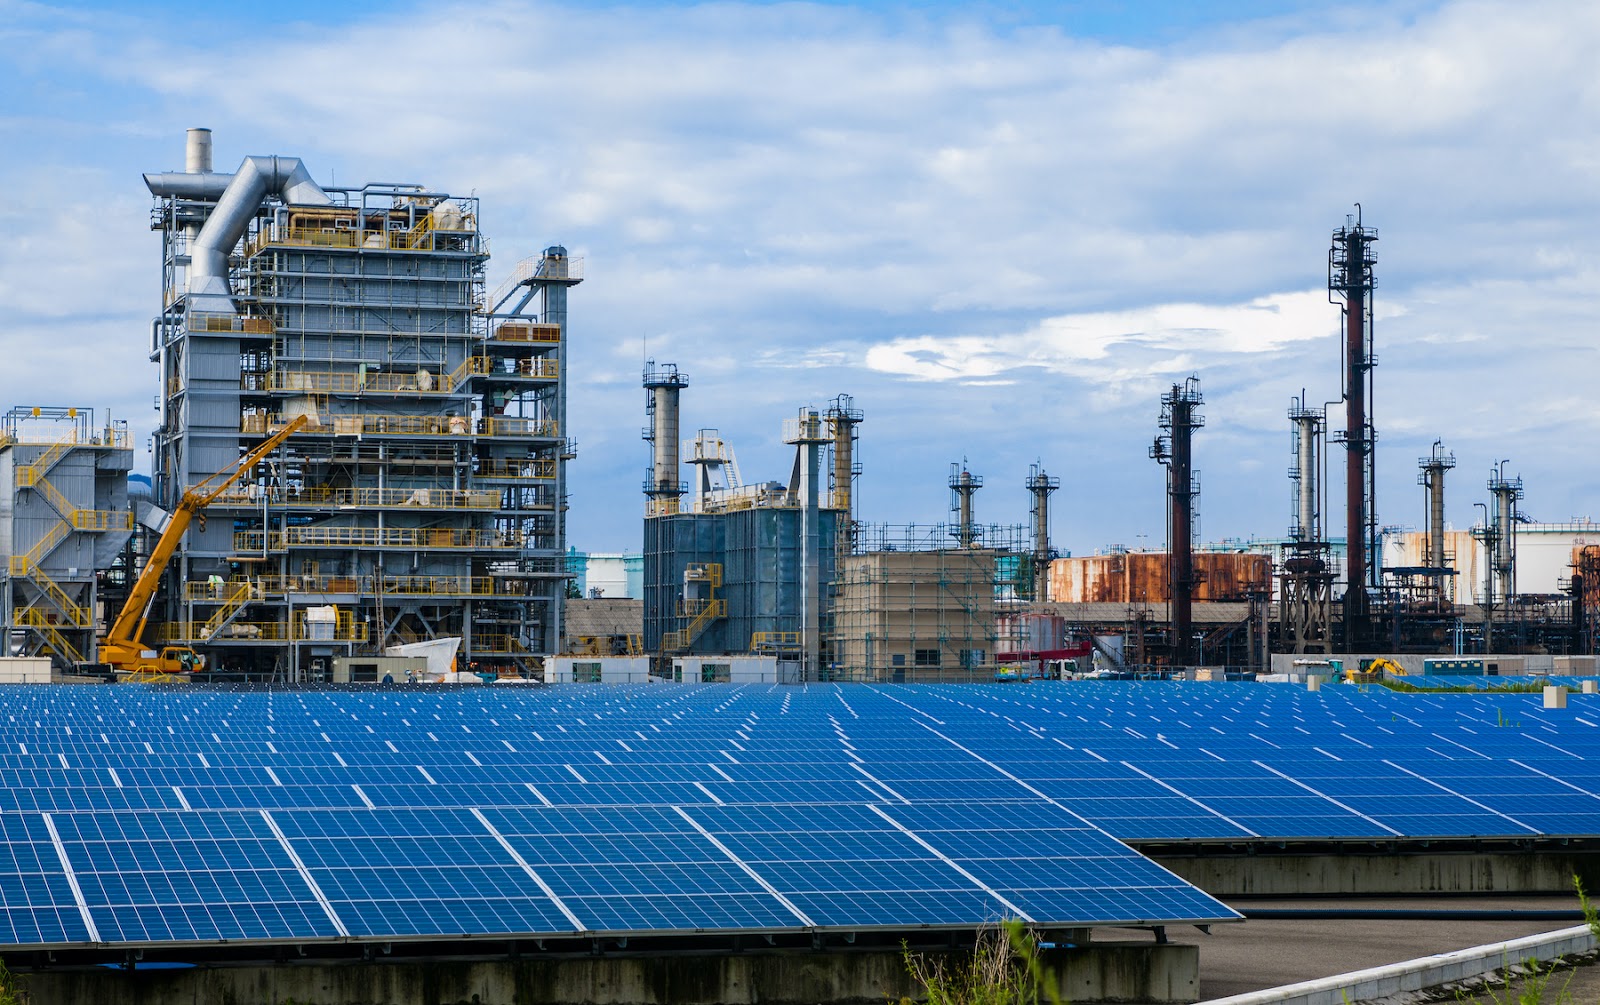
{"left": 185, "top": 128, "right": 213, "bottom": 174}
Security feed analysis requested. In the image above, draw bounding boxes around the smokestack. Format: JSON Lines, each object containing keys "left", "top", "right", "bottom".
{"left": 1154, "top": 377, "right": 1204, "bottom": 667}
{"left": 642, "top": 362, "right": 689, "bottom": 513}
{"left": 1026, "top": 464, "right": 1060, "bottom": 602}
{"left": 1329, "top": 209, "right": 1378, "bottom": 642}
{"left": 949, "top": 462, "right": 982, "bottom": 548}
{"left": 185, "top": 128, "right": 213, "bottom": 174}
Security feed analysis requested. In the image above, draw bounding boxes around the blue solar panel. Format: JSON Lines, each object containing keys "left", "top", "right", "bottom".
{"left": 41, "top": 679, "right": 1600, "bottom": 948}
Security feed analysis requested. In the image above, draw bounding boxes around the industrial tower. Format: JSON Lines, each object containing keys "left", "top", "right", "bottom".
{"left": 949, "top": 463, "right": 983, "bottom": 548}
{"left": 1280, "top": 394, "right": 1333, "bottom": 652}
{"left": 1329, "top": 210, "right": 1379, "bottom": 644}
{"left": 1025, "top": 464, "right": 1060, "bottom": 602}
{"left": 640, "top": 374, "right": 847, "bottom": 679}
{"left": 1418, "top": 441, "right": 1456, "bottom": 602}
{"left": 1152, "top": 378, "right": 1204, "bottom": 667}
{"left": 143, "top": 129, "right": 576, "bottom": 678}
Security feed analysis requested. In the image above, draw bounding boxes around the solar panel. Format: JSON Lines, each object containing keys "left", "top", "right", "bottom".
{"left": 23, "top": 678, "right": 1600, "bottom": 951}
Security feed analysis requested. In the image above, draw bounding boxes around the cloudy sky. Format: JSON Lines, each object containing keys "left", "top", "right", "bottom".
{"left": 2, "top": 0, "right": 1597, "bottom": 557}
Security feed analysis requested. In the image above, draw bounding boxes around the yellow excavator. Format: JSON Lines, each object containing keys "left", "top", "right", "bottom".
{"left": 1343, "top": 657, "right": 1408, "bottom": 684}
{"left": 99, "top": 415, "right": 307, "bottom": 678}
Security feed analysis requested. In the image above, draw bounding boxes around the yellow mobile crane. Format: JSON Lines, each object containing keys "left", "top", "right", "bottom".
{"left": 99, "top": 415, "right": 307, "bottom": 677}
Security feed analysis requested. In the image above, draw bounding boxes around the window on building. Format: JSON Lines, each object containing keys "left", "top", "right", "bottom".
{"left": 892, "top": 654, "right": 906, "bottom": 667}
{"left": 573, "top": 662, "right": 602, "bottom": 683}
{"left": 701, "top": 663, "right": 731, "bottom": 683}
{"left": 961, "top": 649, "right": 986, "bottom": 669}
{"left": 914, "top": 649, "right": 940, "bottom": 668}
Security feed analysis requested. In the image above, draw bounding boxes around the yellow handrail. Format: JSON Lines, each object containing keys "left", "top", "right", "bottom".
{"left": 233, "top": 527, "right": 526, "bottom": 552}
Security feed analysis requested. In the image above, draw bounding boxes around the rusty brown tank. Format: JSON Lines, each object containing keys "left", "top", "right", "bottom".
{"left": 1047, "top": 552, "right": 1270, "bottom": 603}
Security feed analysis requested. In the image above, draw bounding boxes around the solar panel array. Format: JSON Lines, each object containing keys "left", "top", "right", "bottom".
{"left": 0, "top": 682, "right": 1244, "bottom": 950}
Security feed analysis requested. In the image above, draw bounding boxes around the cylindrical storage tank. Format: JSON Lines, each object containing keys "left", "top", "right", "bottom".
{"left": 1048, "top": 553, "right": 1270, "bottom": 603}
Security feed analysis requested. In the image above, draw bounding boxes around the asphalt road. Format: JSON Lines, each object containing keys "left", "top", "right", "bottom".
{"left": 1093, "top": 895, "right": 1591, "bottom": 1001}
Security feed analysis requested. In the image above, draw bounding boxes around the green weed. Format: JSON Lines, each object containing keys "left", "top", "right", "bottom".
{"left": 897, "top": 920, "right": 1062, "bottom": 1005}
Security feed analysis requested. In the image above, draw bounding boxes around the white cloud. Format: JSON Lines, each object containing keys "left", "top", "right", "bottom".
{"left": 1, "top": 0, "right": 1598, "bottom": 554}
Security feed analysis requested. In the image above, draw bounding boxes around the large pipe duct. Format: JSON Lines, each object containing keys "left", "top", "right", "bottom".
{"left": 185, "top": 156, "right": 332, "bottom": 311}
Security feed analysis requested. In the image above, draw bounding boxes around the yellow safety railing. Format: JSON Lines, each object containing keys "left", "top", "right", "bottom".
{"left": 685, "top": 563, "right": 723, "bottom": 588}
{"left": 752, "top": 631, "right": 801, "bottom": 649}
{"left": 663, "top": 598, "right": 726, "bottom": 651}
{"left": 452, "top": 356, "right": 560, "bottom": 383}
{"left": 71, "top": 509, "right": 134, "bottom": 532}
{"left": 189, "top": 312, "right": 275, "bottom": 334}
{"left": 203, "top": 579, "right": 254, "bottom": 621}
{"left": 188, "top": 575, "right": 530, "bottom": 599}
{"left": 157, "top": 611, "right": 367, "bottom": 644}
{"left": 491, "top": 322, "right": 561, "bottom": 343}
{"left": 211, "top": 485, "right": 498, "bottom": 511}
{"left": 9, "top": 564, "right": 91, "bottom": 628}
{"left": 14, "top": 608, "right": 83, "bottom": 664}
{"left": 17, "top": 522, "right": 70, "bottom": 570}
{"left": 480, "top": 416, "right": 560, "bottom": 437}
{"left": 475, "top": 459, "right": 556, "bottom": 481}
{"left": 471, "top": 634, "right": 533, "bottom": 654}
{"left": 234, "top": 527, "right": 525, "bottom": 552}
{"left": 250, "top": 220, "right": 479, "bottom": 256}
{"left": 261, "top": 368, "right": 450, "bottom": 395}
{"left": 242, "top": 413, "right": 557, "bottom": 439}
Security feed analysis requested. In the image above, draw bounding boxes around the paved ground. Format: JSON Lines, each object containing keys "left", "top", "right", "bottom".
{"left": 1091, "top": 895, "right": 1592, "bottom": 1001}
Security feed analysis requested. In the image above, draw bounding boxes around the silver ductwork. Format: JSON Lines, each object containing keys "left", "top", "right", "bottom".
{"left": 183, "top": 155, "right": 332, "bottom": 312}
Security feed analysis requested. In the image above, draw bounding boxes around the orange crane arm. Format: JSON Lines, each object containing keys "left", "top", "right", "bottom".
{"left": 103, "top": 415, "right": 309, "bottom": 653}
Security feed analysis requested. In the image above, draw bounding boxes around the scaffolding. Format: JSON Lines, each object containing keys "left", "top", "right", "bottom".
{"left": 146, "top": 137, "right": 577, "bottom": 679}
{"left": 831, "top": 523, "right": 1028, "bottom": 681}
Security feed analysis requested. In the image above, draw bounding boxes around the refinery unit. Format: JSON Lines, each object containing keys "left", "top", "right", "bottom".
{"left": 0, "top": 130, "right": 1594, "bottom": 684}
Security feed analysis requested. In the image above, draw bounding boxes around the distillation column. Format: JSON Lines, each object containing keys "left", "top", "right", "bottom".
{"left": 1489, "top": 463, "right": 1523, "bottom": 608}
{"left": 1026, "top": 465, "right": 1060, "bottom": 602}
{"left": 1281, "top": 396, "right": 1333, "bottom": 653}
{"left": 1153, "top": 378, "right": 1204, "bottom": 667}
{"left": 825, "top": 396, "right": 863, "bottom": 555}
{"left": 949, "top": 463, "right": 983, "bottom": 548}
{"left": 1330, "top": 212, "right": 1378, "bottom": 643}
{"left": 1419, "top": 441, "right": 1456, "bottom": 600}
{"left": 642, "top": 363, "right": 689, "bottom": 513}
{"left": 786, "top": 410, "right": 832, "bottom": 680}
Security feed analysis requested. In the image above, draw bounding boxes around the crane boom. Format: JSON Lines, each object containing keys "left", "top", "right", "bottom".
{"left": 100, "top": 415, "right": 308, "bottom": 669}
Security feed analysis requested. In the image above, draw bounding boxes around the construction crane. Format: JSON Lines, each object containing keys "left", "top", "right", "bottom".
{"left": 98, "top": 415, "right": 307, "bottom": 677}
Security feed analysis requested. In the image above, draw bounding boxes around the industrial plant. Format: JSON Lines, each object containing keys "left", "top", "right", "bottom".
{"left": 0, "top": 130, "right": 1591, "bottom": 689}
{"left": 3, "top": 125, "right": 1600, "bottom": 1005}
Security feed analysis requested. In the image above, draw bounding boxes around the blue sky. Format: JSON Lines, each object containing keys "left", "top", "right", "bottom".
{"left": 2, "top": 0, "right": 1595, "bottom": 557}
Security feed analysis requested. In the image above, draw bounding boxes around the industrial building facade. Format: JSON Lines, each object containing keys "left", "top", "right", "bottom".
{"left": 0, "top": 407, "right": 134, "bottom": 667}
{"left": 142, "top": 131, "right": 575, "bottom": 678}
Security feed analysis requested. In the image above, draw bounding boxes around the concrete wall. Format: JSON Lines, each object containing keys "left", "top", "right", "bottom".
{"left": 544, "top": 656, "right": 651, "bottom": 683}
{"left": 0, "top": 657, "right": 52, "bottom": 682}
{"left": 1267, "top": 652, "right": 1567, "bottom": 677}
{"left": 16, "top": 942, "right": 1199, "bottom": 1005}
{"left": 1153, "top": 850, "right": 1600, "bottom": 896}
